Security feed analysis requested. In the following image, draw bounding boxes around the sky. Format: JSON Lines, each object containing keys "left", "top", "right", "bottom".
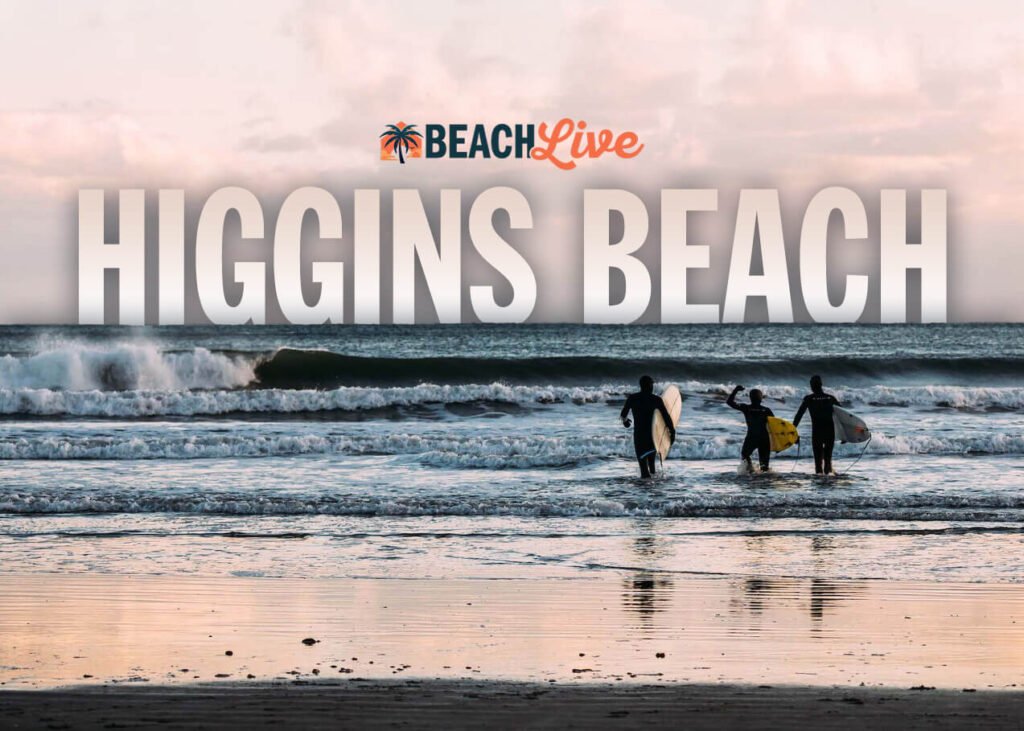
{"left": 0, "top": 0, "right": 1020, "bottom": 323}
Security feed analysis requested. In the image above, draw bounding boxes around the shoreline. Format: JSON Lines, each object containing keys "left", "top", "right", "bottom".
{"left": 3, "top": 680, "right": 1024, "bottom": 729}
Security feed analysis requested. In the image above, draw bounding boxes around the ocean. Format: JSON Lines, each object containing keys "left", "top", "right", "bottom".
{"left": 1, "top": 324, "right": 1022, "bottom": 586}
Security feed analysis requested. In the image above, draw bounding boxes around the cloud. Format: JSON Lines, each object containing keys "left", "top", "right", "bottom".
{"left": 239, "top": 133, "right": 316, "bottom": 153}
{"left": 0, "top": 0, "right": 1020, "bottom": 321}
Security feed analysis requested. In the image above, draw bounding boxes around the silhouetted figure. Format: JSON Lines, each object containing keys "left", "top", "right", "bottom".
{"left": 620, "top": 376, "right": 675, "bottom": 478}
{"left": 793, "top": 374, "right": 841, "bottom": 474}
{"left": 727, "top": 385, "right": 774, "bottom": 472}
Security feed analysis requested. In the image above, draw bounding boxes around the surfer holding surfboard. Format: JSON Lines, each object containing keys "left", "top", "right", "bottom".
{"left": 793, "top": 375, "right": 842, "bottom": 475}
{"left": 620, "top": 376, "right": 677, "bottom": 478}
{"left": 726, "top": 385, "right": 776, "bottom": 472}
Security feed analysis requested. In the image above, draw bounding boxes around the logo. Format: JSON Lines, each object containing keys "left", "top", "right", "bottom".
{"left": 379, "top": 118, "right": 643, "bottom": 170}
{"left": 380, "top": 122, "right": 423, "bottom": 164}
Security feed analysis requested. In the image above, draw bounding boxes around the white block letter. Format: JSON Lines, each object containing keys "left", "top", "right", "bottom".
{"left": 800, "top": 187, "right": 869, "bottom": 323}
{"left": 274, "top": 187, "right": 344, "bottom": 324}
{"left": 393, "top": 189, "right": 461, "bottom": 324}
{"left": 158, "top": 190, "right": 185, "bottom": 325}
{"left": 583, "top": 189, "right": 650, "bottom": 324}
{"left": 354, "top": 189, "right": 381, "bottom": 324}
{"left": 880, "top": 189, "right": 947, "bottom": 323}
{"left": 196, "top": 187, "right": 266, "bottom": 324}
{"left": 661, "top": 189, "right": 719, "bottom": 323}
{"left": 723, "top": 190, "right": 793, "bottom": 323}
{"left": 469, "top": 187, "right": 536, "bottom": 323}
{"left": 78, "top": 189, "right": 145, "bottom": 325}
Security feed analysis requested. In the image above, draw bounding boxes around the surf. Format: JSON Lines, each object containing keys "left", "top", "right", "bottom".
{"left": 0, "top": 341, "right": 254, "bottom": 391}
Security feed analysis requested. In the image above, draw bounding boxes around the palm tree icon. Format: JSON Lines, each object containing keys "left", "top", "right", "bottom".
{"left": 380, "top": 123, "right": 423, "bottom": 164}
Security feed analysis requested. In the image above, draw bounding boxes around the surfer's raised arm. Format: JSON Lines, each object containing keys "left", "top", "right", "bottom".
{"left": 727, "top": 386, "right": 774, "bottom": 472}
{"left": 726, "top": 384, "right": 745, "bottom": 411}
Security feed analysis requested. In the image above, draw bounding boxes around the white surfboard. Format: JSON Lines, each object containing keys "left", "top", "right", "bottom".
{"left": 833, "top": 405, "right": 870, "bottom": 444}
{"left": 652, "top": 385, "right": 682, "bottom": 461}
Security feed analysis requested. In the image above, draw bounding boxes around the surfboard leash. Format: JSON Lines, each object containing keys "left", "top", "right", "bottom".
{"left": 838, "top": 434, "right": 872, "bottom": 476}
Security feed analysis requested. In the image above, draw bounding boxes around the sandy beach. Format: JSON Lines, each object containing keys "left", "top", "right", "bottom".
{"left": 2, "top": 571, "right": 1024, "bottom": 727}
{"left": 3, "top": 572, "right": 1024, "bottom": 690}
{"left": 4, "top": 680, "right": 1024, "bottom": 730}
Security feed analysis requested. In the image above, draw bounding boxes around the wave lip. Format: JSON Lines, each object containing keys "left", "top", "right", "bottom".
{"left": 0, "top": 341, "right": 254, "bottom": 391}
{"left": 253, "top": 349, "right": 1024, "bottom": 388}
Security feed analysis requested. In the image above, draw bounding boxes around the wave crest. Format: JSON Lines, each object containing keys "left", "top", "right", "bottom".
{"left": 0, "top": 341, "right": 254, "bottom": 391}
{"left": 253, "top": 349, "right": 1024, "bottom": 388}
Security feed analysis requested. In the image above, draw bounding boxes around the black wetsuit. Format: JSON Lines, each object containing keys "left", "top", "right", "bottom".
{"left": 727, "top": 391, "right": 774, "bottom": 470}
{"left": 620, "top": 392, "right": 674, "bottom": 478}
{"left": 794, "top": 391, "right": 841, "bottom": 474}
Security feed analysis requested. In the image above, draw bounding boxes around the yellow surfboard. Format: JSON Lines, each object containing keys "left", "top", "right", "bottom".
{"left": 767, "top": 416, "right": 799, "bottom": 453}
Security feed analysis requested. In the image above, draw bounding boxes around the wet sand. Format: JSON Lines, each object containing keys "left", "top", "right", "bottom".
{"left": 4, "top": 573, "right": 1024, "bottom": 690}
{"left": 3, "top": 681, "right": 1024, "bottom": 730}
{"left": 3, "top": 572, "right": 1024, "bottom": 727}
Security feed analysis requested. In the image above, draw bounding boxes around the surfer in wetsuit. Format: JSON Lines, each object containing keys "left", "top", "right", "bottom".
{"left": 726, "top": 385, "right": 774, "bottom": 472}
{"left": 620, "top": 375, "right": 675, "bottom": 478}
{"left": 793, "top": 375, "right": 841, "bottom": 475}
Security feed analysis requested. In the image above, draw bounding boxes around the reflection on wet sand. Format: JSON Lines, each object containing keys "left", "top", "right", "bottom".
{"left": 728, "top": 532, "right": 867, "bottom": 634}
{"left": 734, "top": 577, "right": 867, "bottom": 628}
{"left": 617, "top": 521, "right": 872, "bottom": 641}
{"left": 621, "top": 522, "right": 674, "bottom": 632}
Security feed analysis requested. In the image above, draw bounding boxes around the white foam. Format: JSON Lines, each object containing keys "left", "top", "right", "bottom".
{"left": 1, "top": 430, "right": 1021, "bottom": 463}
{"left": 0, "top": 383, "right": 629, "bottom": 417}
{"left": 2, "top": 488, "right": 1022, "bottom": 520}
{"left": 1, "top": 379, "right": 1022, "bottom": 418}
{"left": 697, "top": 383, "right": 1024, "bottom": 410}
{"left": 0, "top": 341, "right": 254, "bottom": 391}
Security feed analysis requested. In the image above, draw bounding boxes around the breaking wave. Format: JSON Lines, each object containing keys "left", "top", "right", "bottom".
{"left": 0, "top": 381, "right": 1021, "bottom": 418}
{"left": 0, "top": 431, "right": 1021, "bottom": 463}
{"left": 1, "top": 341, "right": 1022, "bottom": 395}
{"left": 252, "top": 349, "right": 1024, "bottom": 388}
{"left": 0, "top": 383, "right": 624, "bottom": 417}
{"left": 0, "top": 341, "right": 254, "bottom": 391}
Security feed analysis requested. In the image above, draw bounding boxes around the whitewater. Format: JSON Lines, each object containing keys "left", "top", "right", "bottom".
{"left": 0, "top": 324, "right": 1022, "bottom": 584}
